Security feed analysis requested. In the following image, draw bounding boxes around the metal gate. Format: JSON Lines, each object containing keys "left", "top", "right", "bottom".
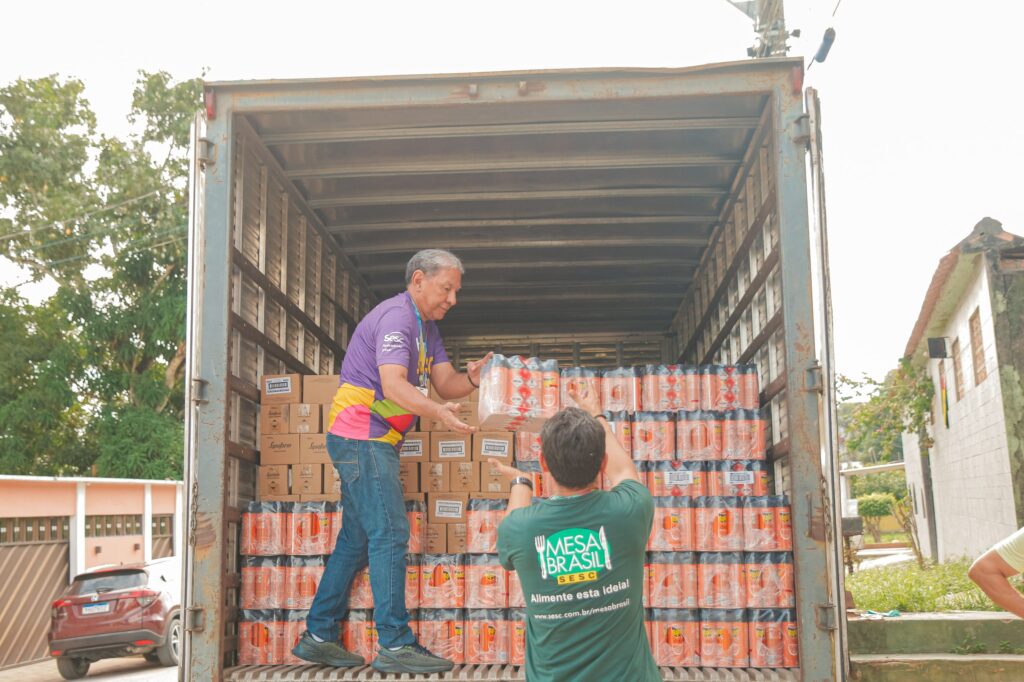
{"left": 0, "top": 529, "right": 70, "bottom": 669}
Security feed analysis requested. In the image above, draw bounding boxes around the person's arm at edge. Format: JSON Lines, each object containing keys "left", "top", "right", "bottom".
{"left": 491, "top": 461, "right": 532, "bottom": 515}
{"left": 430, "top": 352, "right": 493, "bottom": 400}
{"left": 567, "top": 383, "right": 639, "bottom": 487}
{"left": 379, "top": 364, "right": 474, "bottom": 433}
{"left": 969, "top": 549, "right": 1024, "bottom": 619}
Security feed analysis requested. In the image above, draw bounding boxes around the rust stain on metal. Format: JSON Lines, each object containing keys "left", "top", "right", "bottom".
{"left": 192, "top": 511, "right": 217, "bottom": 550}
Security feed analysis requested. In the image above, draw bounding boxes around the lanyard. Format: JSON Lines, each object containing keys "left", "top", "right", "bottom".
{"left": 408, "top": 293, "right": 428, "bottom": 388}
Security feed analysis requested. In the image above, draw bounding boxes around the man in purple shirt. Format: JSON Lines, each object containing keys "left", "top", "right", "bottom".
{"left": 293, "top": 249, "right": 490, "bottom": 674}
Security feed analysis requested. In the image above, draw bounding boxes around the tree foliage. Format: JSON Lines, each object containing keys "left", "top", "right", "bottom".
{"left": 0, "top": 72, "right": 200, "bottom": 478}
{"left": 850, "top": 470, "right": 908, "bottom": 501}
{"left": 838, "top": 359, "right": 935, "bottom": 464}
{"left": 858, "top": 492, "right": 896, "bottom": 543}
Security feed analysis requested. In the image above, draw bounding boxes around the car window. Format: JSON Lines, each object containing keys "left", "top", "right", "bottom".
{"left": 72, "top": 571, "right": 146, "bottom": 595}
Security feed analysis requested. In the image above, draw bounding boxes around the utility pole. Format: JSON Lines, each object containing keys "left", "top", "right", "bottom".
{"left": 725, "top": 0, "right": 798, "bottom": 58}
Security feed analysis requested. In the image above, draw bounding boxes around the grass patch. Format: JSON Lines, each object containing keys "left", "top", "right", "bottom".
{"left": 847, "top": 558, "right": 1023, "bottom": 613}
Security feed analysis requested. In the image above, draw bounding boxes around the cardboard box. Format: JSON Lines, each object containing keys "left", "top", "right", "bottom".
{"left": 300, "top": 493, "right": 337, "bottom": 502}
{"left": 292, "top": 462, "right": 324, "bottom": 495}
{"left": 258, "top": 465, "right": 289, "bottom": 497}
{"left": 430, "top": 434, "right": 471, "bottom": 462}
{"left": 260, "top": 435, "right": 301, "bottom": 465}
{"left": 304, "top": 375, "right": 339, "bottom": 405}
{"left": 261, "top": 493, "right": 302, "bottom": 502}
{"left": 403, "top": 493, "right": 426, "bottom": 503}
{"left": 425, "top": 524, "right": 446, "bottom": 553}
{"left": 289, "top": 404, "right": 322, "bottom": 434}
{"left": 427, "top": 492, "right": 469, "bottom": 524}
{"left": 473, "top": 491, "right": 511, "bottom": 499}
{"left": 300, "top": 433, "right": 330, "bottom": 464}
{"left": 322, "top": 404, "right": 333, "bottom": 432}
{"left": 399, "top": 433, "right": 429, "bottom": 462}
{"left": 424, "top": 462, "right": 449, "bottom": 493}
{"left": 429, "top": 384, "right": 478, "bottom": 403}
{"left": 399, "top": 462, "right": 421, "bottom": 494}
{"left": 260, "top": 404, "right": 290, "bottom": 435}
{"left": 449, "top": 461, "right": 480, "bottom": 493}
{"left": 261, "top": 374, "right": 302, "bottom": 405}
{"left": 426, "top": 402, "right": 478, "bottom": 432}
{"left": 480, "top": 460, "right": 511, "bottom": 494}
{"left": 447, "top": 523, "right": 468, "bottom": 553}
{"left": 326, "top": 465, "right": 341, "bottom": 495}
{"left": 472, "top": 432, "right": 514, "bottom": 463}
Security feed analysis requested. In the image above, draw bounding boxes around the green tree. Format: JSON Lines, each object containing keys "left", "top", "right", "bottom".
{"left": 850, "top": 470, "right": 908, "bottom": 501}
{"left": 858, "top": 492, "right": 896, "bottom": 543}
{"left": 0, "top": 71, "right": 200, "bottom": 479}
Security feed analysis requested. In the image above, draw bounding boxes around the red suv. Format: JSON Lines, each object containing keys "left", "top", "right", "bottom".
{"left": 48, "top": 557, "right": 181, "bottom": 679}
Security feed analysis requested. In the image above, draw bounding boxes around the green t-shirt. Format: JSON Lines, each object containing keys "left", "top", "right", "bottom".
{"left": 497, "top": 479, "right": 660, "bottom": 682}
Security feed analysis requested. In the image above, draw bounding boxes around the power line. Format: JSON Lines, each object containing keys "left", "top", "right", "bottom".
{"left": 0, "top": 189, "right": 169, "bottom": 243}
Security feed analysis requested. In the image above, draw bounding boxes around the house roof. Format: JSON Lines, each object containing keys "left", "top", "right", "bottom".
{"left": 903, "top": 217, "right": 1024, "bottom": 361}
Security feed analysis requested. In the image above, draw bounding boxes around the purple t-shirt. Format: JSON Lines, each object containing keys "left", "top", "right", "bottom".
{"left": 326, "top": 292, "right": 449, "bottom": 444}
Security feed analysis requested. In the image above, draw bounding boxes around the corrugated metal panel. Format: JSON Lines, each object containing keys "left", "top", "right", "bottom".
{"left": 225, "top": 665, "right": 798, "bottom": 681}
{"left": 0, "top": 541, "right": 70, "bottom": 669}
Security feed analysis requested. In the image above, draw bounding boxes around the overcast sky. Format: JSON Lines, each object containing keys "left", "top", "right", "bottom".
{"left": 2, "top": 0, "right": 1022, "bottom": 382}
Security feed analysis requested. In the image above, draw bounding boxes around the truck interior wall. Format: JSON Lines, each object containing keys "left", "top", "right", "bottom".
{"left": 191, "top": 63, "right": 842, "bottom": 681}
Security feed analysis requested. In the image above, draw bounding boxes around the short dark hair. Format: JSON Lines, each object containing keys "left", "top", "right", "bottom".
{"left": 540, "top": 407, "right": 606, "bottom": 489}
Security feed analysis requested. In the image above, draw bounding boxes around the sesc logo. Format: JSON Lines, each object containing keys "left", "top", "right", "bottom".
{"left": 381, "top": 332, "right": 406, "bottom": 353}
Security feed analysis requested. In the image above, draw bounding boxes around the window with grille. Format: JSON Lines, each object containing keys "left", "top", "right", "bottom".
{"left": 152, "top": 515, "right": 174, "bottom": 537}
{"left": 969, "top": 308, "right": 987, "bottom": 385}
{"left": 84, "top": 514, "right": 144, "bottom": 537}
{"left": 951, "top": 338, "right": 965, "bottom": 401}
{"left": 0, "top": 517, "right": 70, "bottom": 544}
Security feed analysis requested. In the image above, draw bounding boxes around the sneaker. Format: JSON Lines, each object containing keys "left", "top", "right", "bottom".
{"left": 371, "top": 642, "right": 454, "bottom": 674}
{"left": 291, "top": 631, "right": 365, "bottom": 667}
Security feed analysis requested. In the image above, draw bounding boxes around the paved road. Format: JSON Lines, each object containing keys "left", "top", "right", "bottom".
{"left": 0, "top": 657, "right": 177, "bottom": 682}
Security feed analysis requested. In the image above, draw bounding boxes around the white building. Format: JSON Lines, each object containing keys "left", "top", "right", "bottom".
{"left": 902, "top": 218, "right": 1024, "bottom": 561}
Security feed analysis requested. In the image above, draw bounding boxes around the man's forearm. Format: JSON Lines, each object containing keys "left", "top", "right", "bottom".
{"left": 437, "top": 372, "right": 476, "bottom": 400}
{"left": 973, "top": 568, "right": 1024, "bottom": 619}
{"left": 506, "top": 482, "right": 532, "bottom": 514}
{"left": 382, "top": 380, "right": 442, "bottom": 419}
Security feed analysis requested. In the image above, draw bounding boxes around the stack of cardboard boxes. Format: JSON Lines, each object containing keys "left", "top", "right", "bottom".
{"left": 404, "top": 385, "right": 516, "bottom": 554}
{"left": 257, "top": 374, "right": 341, "bottom": 503}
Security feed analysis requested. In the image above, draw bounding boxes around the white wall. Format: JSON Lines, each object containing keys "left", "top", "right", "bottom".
{"left": 900, "top": 429, "right": 933, "bottom": 559}
{"left": 927, "top": 258, "right": 1017, "bottom": 560}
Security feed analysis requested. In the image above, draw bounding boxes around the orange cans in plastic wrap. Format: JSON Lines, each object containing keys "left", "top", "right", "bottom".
{"left": 406, "top": 555, "right": 420, "bottom": 610}
{"left": 699, "top": 364, "right": 743, "bottom": 412}
{"left": 541, "top": 359, "right": 559, "bottom": 418}
{"left": 467, "top": 498, "right": 506, "bottom": 554}
{"left": 281, "top": 610, "right": 307, "bottom": 664}
{"left": 676, "top": 411, "right": 723, "bottom": 461}
{"left": 648, "top": 497, "right": 694, "bottom": 551}
{"left": 631, "top": 411, "right": 675, "bottom": 461}
{"left": 604, "top": 411, "right": 633, "bottom": 459}
{"left": 241, "top": 557, "right": 285, "bottom": 610}
{"left": 722, "top": 409, "right": 768, "bottom": 460}
{"left": 343, "top": 610, "right": 377, "bottom": 663}
{"left": 641, "top": 364, "right": 691, "bottom": 412}
{"left": 327, "top": 502, "right": 342, "bottom": 554}
{"left": 518, "top": 461, "right": 545, "bottom": 498}
{"left": 347, "top": 565, "right": 374, "bottom": 609}
{"left": 707, "top": 460, "right": 769, "bottom": 497}
{"left": 649, "top": 608, "right": 701, "bottom": 666}
{"left": 602, "top": 367, "right": 641, "bottom": 413}
{"left": 406, "top": 498, "right": 425, "bottom": 554}
{"left": 697, "top": 552, "right": 746, "bottom": 608}
{"left": 700, "top": 609, "right": 748, "bottom": 667}
{"left": 416, "top": 608, "right": 465, "bottom": 664}
{"left": 742, "top": 496, "right": 791, "bottom": 551}
{"left": 465, "top": 608, "right": 510, "bottom": 664}
{"left": 285, "top": 556, "right": 324, "bottom": 610}
{"left": 509, "top": 608, "right": 527, "bottom": 665}
{"left": 515, "top": 431, "right": 542, "bottom": 462}
{"left": 695, "top": 496, "right": 744, "bottom": 551}
{"left": 238, "top": 610, "right": 285, "bottom": 664}
{"left": 648, "top": 461, "right": 706, "bottom": 497}
{"left": 748, "top": 609, "right": 798, "bottom": 668}
{"left": 478, "top": 355, "right": 555, "bottom": 431}
{"left": 738, "top": 363, "right": 761, "bottom": 410}
{"left": 647, "top": 551, "right": 698, "bottom": 609}
{"left": 508, "top": 569, "right": 525, "bottom": 608}
{"left": 465, "top": 554, "right": 508, "bottom": 609}
{"left": 241, "top": 501, "right": 288, "bottom": 556}
{"left": 744, "top": 552, "right": 795, "bottom": 608}
{"left": 288, "top": 502, "right": 333, "bottom": 556}
{"left": 560, "top": 367, "right": 601, "bottom": 410}
{"left": 419, "top": 554, "right": 466, "bottom": 608}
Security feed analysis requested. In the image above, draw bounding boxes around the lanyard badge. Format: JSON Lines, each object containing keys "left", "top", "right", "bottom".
{"left": 410, "top": 295, "right": 429, "bottom": 389}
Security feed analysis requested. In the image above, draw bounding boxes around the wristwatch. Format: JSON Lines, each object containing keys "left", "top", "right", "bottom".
{"left": 511, "top": 476, "right": 534, "bottom": 490}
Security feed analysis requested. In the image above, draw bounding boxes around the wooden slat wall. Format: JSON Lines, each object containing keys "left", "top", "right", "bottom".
{"left": 0, "top": 541, "right": 70, "bottom": 669}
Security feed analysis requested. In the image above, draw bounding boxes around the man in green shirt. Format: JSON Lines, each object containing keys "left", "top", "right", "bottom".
{"left": 495, "top": 384, "right": 660, "bottom": 681}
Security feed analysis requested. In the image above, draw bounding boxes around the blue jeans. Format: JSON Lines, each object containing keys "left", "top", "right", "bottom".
{"left": 306, "top": 434, "right": 415, "bottom": 649}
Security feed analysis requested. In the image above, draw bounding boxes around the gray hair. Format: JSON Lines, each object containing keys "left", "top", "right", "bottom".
{"left": 405, "top": 249, "right": 464, "bottom": 284}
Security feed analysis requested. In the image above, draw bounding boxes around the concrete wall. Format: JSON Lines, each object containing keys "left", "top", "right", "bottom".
{"left": 927, "top": 258, "right": 1017, "bottom": 560}
{"left": 901, "top": 430, "right": 934, "bottom": 558}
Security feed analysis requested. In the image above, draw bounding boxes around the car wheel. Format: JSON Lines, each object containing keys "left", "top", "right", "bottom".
{"left": 157, "top": 617, "right": 181, "bottom": 666}
{"left": 56, "top": 656, "right": 90, "bottom": 680}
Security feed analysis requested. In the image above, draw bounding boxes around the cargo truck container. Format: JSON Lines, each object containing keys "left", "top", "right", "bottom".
{"left": 182, "top": 58, "right": 845, "bottom": 681}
